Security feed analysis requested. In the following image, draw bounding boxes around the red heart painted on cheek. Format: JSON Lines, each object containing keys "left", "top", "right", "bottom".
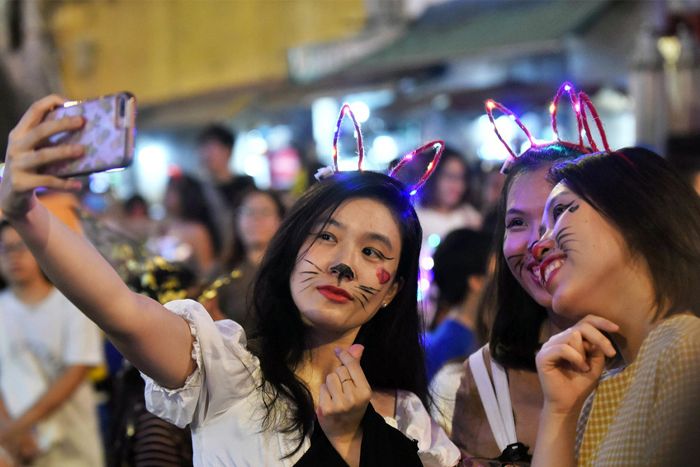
{"left": 376, "top": 268, "right": 391, "bottom": 285}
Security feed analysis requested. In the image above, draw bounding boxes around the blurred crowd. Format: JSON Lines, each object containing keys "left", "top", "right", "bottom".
{"left": 0, "top": 115, "right": 508, "bottom": 466}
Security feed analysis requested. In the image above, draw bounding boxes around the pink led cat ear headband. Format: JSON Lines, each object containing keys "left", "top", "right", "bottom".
{"left": 314, "top": 103, "right": 365, "bottom": 180}
{"left": 577, "top": 92, "right": 611, "bottom": 153}
{"left": 550, "top": 82, "right": 585, "bottom": 149}
{"left": 316, "top": 103, "right": 445, "bottom": 195}
{"left": 486, "top": 82, "right": 612, "bottom": 174}
{"left": 389, "top": 140, "right": 445, "bottom": 195}
{"left": 332, "top": 103, "right": 365, "bottom": 172}
{"left": 577, "top": 92, "right": 636, "bottom": 165}
{"left": 485, "top": 99, "right": 540, "bottom": 173}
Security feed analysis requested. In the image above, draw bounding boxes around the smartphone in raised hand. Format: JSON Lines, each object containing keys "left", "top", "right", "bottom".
{"left": 40, "top": 92, "right": 136, "bottom": 177}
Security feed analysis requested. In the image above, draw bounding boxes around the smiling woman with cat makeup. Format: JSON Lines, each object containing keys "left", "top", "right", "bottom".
{"left": 0, "top": 96, "right": 460, "bottom": 467}
{"left": 447, "top": 143, "right": 585, "bottom": 465}
{"left": 531, "top": 147, "right": 700, "bottom": 467}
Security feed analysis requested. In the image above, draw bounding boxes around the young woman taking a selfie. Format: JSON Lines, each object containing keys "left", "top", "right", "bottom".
{"left": 0, "top": 96, "right": 460, "bottom": 467}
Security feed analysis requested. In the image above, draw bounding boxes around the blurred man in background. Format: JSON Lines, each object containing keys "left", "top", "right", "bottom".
{"left": 0, "top": 221, "right": 104, "bottom": 467}
{"left": 197, "top": 125, "right": 256, "bottom": 208}
{"left": 197, "top": 125, "right": 256, "bottom": 263}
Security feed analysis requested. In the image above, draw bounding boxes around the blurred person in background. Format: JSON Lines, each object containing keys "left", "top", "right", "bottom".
{"left": 201, "top": 189, "right": 285, "bottom": 334}
{"left": 424, "top": 228, "right": 493, "bottom": 382}
{"left": 478, "top": 166, "right": 506, "bottom": 234}
{"left": 0, "top": 221, "right": 104, "bottom": 467}
{"left": 197, "top": 125, "right": 256, "bottom": 260}
{"left": 120, "top": 194, "right": 156, "bottom": 244}
{"left": 197, "top": 125, "right": 256, "bottom": 209}
{"left": 151, "top": 174, "right": 221, "bottom": 278}
{"left": 424, "top": 229, "right": 492, "bottom": 439}
{"left": 415, "top": 149, "right": 482, "bottom": 326}
{"left": 415, "top": 148, "right": 482, "bottom": 245}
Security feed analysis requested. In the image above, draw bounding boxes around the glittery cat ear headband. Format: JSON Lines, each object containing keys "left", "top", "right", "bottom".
{"left": 486, "top": 82, "right": 612, "bottom": 174}
{"left": 315, "top": 103, "right": 445, "bottom": 195}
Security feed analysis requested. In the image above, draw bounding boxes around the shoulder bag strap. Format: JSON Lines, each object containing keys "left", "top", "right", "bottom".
{"left": 468, "top": 345, "right": 517, "bottom": 452}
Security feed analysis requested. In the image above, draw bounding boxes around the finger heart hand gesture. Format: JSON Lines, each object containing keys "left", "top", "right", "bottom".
{"left": 317, "top": 344, "right": 372, "bottom": 445}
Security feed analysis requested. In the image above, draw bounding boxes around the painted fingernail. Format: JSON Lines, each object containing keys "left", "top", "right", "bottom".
{"left": 72, "top": 145, "right": 84, "bottom": 155}
{"left": 334, "top": 347, "right": 342, "bottom": 355}
{"left": 69, "top": 180, "right": 82, "bottom": 190}
{"left": 72, "top": 116, "right": 84, "bottom": 125}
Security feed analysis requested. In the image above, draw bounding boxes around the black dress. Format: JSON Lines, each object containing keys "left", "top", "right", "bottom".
{"left": 295, "top": 403, "right": 422, "bottom": 467}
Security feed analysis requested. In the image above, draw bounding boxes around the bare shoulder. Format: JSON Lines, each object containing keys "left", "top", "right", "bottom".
{"left": 371, "top": 387, "right": 397, "bottom": 419}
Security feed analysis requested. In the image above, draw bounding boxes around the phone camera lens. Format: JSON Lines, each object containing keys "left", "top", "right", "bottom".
{"left": 119, "top": 98, "right": 126, "bottom": 117}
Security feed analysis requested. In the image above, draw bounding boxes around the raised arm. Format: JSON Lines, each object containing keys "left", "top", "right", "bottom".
{"left": 0, "top": 96, "right": 194, "bottom": 388}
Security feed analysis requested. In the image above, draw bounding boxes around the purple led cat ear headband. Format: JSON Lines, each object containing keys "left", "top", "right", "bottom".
{"left": 486, "top": 82, "right": 613, "bottom": 174}
{"left": 316, "top": 103, "right": 445, "bottom": 195}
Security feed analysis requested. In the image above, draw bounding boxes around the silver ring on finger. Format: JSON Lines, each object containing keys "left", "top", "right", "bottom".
{"left": 335, "top": 365, "right": 351, "bottom": 380}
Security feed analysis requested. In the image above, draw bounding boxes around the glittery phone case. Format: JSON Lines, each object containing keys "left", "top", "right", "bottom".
{"left": 41, "top": 92, "right": 136, "bottom": 177}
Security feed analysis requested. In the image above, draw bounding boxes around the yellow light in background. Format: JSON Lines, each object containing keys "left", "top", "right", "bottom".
{"left": 657, "top": 36, "right": 681, "bottom": 66}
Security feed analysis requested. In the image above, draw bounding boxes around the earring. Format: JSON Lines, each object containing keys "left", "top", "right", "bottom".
{"left": 381, "top": 302, "right": 387, "bottom": 308}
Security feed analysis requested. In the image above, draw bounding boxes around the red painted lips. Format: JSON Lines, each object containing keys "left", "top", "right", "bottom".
{"left": 317, "top": 285, "right": 353, "bottom": 303}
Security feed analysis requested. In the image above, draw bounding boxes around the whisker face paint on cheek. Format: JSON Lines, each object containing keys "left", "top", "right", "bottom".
{"left": 303, "top": 259, "right": 323, "bottom": 272}
{"left": 357, "top": 285, "right": 379, "bottom": 295}
{"left": 377, "top": 268, "right": 391, "bottom": 285}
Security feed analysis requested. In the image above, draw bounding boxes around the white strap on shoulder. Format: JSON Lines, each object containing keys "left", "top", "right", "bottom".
{"left": 468, "top": 345, "right": 517, "bottom": 452}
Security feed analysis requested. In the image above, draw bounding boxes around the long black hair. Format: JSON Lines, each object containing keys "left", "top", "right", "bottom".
{"left": 548, "top": 147, "right": 700, "bottom": 319}
{"left": 484, "top": 144, "right": 585, "bottom": 371}
{"left": 166, "top": 175, "right": 222, "bottom": 256}
{"left": 250, "top": 170, "right": 427, "bottom": 456}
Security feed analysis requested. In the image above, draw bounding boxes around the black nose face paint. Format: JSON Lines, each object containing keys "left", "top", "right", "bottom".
{"left": 330, "top": 263, "right": 355, "bottom": 285}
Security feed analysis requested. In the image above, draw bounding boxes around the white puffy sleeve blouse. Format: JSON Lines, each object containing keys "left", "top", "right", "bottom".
{"left": 142, "top": 299, "right": 460, "bottom": 467}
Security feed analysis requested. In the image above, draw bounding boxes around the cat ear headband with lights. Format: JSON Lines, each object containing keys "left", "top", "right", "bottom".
{"left": 315, "top": 103, "right": 445, "bottom": 196}
{"left": 486, "top": 82, "right": 613, "bottom": 174}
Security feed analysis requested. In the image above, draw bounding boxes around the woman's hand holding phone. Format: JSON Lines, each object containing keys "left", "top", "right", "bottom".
{"left": 535, "top": 315, "right": 619, "bottom": 415}
{"left": 0, "top": 95, "right": 84, "bottom": 220}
